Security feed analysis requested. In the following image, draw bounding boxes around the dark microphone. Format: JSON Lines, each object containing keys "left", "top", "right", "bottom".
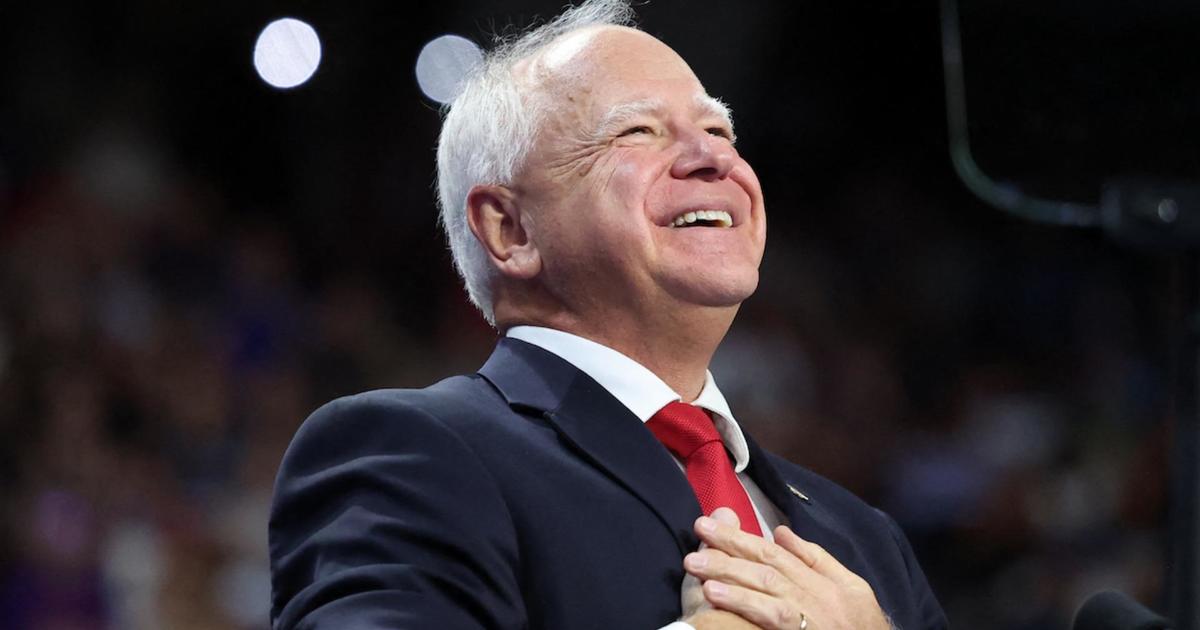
{"left": 1072, "top": 590, "right": 1173, "bottom": 630}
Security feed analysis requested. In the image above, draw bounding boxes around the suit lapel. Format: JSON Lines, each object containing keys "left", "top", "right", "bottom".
{"left": 743, "top": 431, "right": 870, "bottom": 577}
{"left": 743, "top": 432, "right": 812, "bottom": 533}
{"left": 479, "top": 338, "right": 702, "bottom": 556}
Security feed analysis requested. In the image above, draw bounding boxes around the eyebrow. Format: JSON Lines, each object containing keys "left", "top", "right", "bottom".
{"left": 594, "top": 98, "right": 666, "bottom": 136}
{"left": 593, "top": 94, "right": 736, "bottom": 139}
{"left": 694, "top": 93, "right": 734, "bottom": 131}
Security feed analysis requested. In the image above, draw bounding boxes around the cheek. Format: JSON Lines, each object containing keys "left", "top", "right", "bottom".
{"left": 603, "top": 155, "right": 658, "bottom": 211}
{"left": 730, "top": 161, "right": 763, "bottom": 206}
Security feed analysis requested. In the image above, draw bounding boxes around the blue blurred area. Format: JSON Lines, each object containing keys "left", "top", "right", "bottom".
{"left": 0, "top": 2, "right": 1183, "bottom": 628}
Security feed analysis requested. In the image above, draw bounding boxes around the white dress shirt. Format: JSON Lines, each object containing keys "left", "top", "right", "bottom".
{"left": 506, "top": 326, "right": 787, "bottom": 629}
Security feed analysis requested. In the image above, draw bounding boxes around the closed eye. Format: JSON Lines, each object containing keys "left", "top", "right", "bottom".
{"left": 618, "top": 126, "right": 654, "bottom": 137}
{"left": 707, "top": 127, "right": 735, "bottom": 141}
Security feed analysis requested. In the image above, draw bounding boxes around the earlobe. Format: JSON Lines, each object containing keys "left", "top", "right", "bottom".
{"left": 466, "top": 185, "right": 542, "bottom": 279}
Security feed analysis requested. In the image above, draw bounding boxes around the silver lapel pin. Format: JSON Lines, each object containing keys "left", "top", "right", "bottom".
{"left": 787, "top": 484, "right": 811, "bottom": 502}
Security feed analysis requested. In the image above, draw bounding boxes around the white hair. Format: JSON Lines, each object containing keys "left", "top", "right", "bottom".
{"left": 435, "top": 0, "right": 637, "bottom": 325}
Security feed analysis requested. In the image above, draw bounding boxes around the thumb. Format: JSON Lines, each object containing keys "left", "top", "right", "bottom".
{"left": 709, "top": 506, "right": 741, "bottom": 529}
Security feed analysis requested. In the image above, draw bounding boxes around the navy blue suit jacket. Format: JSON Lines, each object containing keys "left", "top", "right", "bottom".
{"left": 269, "top": 338, "right": 949, "bottom": 629}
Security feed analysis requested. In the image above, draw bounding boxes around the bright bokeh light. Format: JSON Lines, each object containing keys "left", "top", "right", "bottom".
{"left": 254, "top": 18, "right": 322, "bottom": 89}
{"left": 415, "top": 34, "right": 482, "bottom": 104}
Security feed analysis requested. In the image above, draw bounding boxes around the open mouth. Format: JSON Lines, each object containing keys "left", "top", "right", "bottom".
{"left": 669, "top": 209, "right": 733, "bottom": 228}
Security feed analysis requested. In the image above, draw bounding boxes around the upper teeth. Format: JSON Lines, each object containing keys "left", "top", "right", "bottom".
{"left": 671, "top": 210, "right": 733, "bottom": 228}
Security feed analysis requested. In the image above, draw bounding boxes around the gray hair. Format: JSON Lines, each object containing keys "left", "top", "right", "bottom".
{"left": 435, "top": 0, "right": 637, "bottom": 325}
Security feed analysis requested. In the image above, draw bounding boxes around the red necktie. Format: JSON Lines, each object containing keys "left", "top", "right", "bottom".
{"left": 646, "top": 402, "right": 762, "bottom": 536}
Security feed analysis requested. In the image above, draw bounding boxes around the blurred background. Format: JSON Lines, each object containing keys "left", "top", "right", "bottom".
{"left": 0, "top": 1, "right": 1195, "bottom": 628}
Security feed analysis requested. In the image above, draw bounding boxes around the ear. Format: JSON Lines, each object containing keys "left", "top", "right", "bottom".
{"left": 466, "top": 184, "right": 542, "bottom": 280}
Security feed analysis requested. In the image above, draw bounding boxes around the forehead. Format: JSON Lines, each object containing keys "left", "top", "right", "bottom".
{"left": 526, "top": 26, "right": 710, "bottom": 119}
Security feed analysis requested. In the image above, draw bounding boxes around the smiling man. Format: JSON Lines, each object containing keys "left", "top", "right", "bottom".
{"left": 269, "top": 2, "right": 949, "bottom": 629}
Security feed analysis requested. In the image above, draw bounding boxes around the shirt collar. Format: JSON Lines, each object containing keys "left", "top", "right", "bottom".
{"left": 506, "top": 325, "right": 750, "bottom": 472}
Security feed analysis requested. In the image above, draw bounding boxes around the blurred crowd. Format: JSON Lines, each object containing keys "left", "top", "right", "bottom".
{"left": 0, "top": 127, "right": 1174, "bottom": 630}
{"left": 0, "top": 129, "right": 485, "bottom": 629}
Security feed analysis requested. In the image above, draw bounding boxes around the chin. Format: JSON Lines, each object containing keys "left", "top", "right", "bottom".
{"left": 663, "top": 269, "right": 760, "bottom": 308}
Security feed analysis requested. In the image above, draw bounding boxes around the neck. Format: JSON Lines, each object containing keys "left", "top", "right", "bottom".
{"left": 497, "top": 290, "right": 737, "bottom": 400}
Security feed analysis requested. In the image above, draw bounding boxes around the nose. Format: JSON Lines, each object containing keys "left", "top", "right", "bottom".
{"left": 669, "top": 127, "right": 736, "bottom": 181}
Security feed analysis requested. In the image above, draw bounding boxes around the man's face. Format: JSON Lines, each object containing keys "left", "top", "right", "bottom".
{"left": 514, "top": 26, "right": 766, "bottom": 322}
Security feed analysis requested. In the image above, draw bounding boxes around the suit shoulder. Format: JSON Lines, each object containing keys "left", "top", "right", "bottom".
{"left": 268, "top": 376, "right": 529, "bottom": 629}
{"left": 279, "top": 375, "right": 499, "bottom": 473}
{"left": 297, "top": 375, "right": 494, "bottom": 433}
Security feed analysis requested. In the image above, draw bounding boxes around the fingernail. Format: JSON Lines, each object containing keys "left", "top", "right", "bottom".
{"left": 698, "top": 516, "right": 717, "bottom": 533}
{"left": 685, "top": 553, "right": 707, "bottom": 570}
{"left": 707, "top": 581, "right": 728, "bottom": 597}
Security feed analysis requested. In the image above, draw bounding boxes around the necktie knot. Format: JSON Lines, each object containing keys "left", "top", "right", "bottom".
{"left": 646, "top": 401, "right": 763, "bottom": 536}
{"left": 646, "top": 401, "right": 722, "bottom": 460}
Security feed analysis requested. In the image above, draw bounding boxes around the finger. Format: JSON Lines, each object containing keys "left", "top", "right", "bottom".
{"left": 685, "top": 548, "right": 805, "bottom": 599}
{"left": 696, "top": 516, "right": 817, "bottom": 586}
{"left": 710, "top": 506, "right": 741, "bottom": 529}
{"left": 773, "top": 526, "right": 859, "bottom": 586}
{"left": 683, "top": 539, "right": 715, "bottom": 617}
{"left": 680, "top": 570, "right": 710, "bottom": 617}
{"left": 703, "top": 579, "right": 809, "bottom": 630}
